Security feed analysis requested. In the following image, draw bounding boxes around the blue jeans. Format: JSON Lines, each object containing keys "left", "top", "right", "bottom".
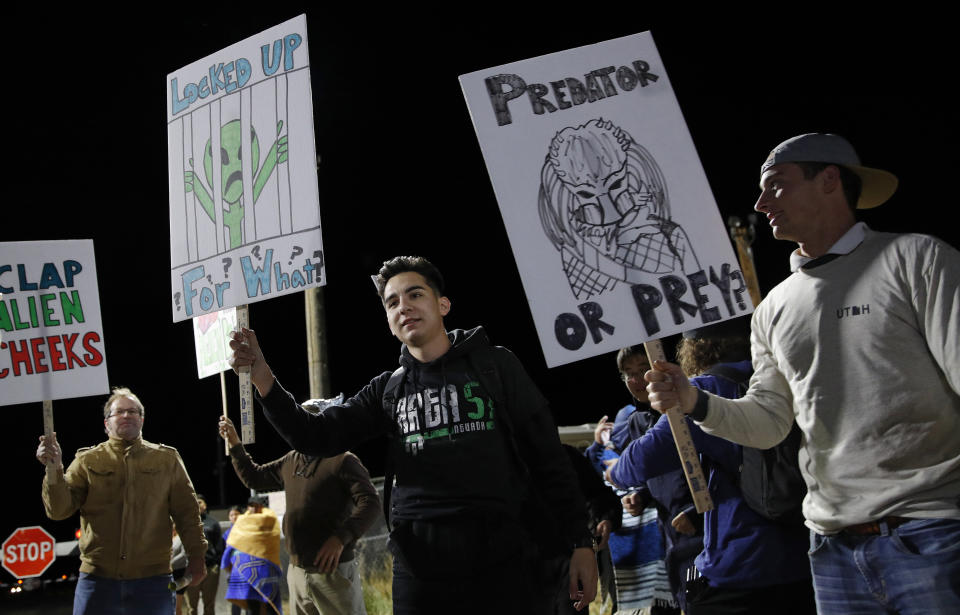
{"left": 74, "top": 572, "right": 175, "bottom": 615}
{"left": 809, "top": 518, "right": 960, "bottom": 614}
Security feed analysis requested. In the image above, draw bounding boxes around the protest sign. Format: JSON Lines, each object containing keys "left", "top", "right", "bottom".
{"left": 0, "top": 240, "right": 109, "bottom": 406}
{"left": 460, "top": 32, "right": 752, "bottom": 367}
{"left": 167, "top": 14, "right": 325, "bottom": 323}
{"left": 193, "top": 308, "right": 238, "bottom": 379}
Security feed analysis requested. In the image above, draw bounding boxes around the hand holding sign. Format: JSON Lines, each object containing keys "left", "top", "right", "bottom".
{"left": 228, "top": 327, "right": 274, "bottom": 397}
{"left": 644, "top": 360, "right": 698, "bottom": 415}
{"left": 218, "top": 416, "right": 242, "bottom": 448}
{"left": 35, "top": 432, "right": 62, "bottom": 470}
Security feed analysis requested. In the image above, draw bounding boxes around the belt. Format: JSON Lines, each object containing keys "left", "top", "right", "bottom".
{"left": 841, "top": 516, "right": 909, "bottom": 535}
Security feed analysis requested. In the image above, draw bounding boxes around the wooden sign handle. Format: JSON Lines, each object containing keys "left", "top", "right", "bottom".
{"left": 220, "top": 372, "right": 230, "bottom": 455}
{"left": 643, "top": 340, "right": 714, "bottom": 513}
{"left": 237, "top": 305, "right": 255, "bottom": 444}
{"left": 43, "top": 399, "right": 58, "bottom": 482}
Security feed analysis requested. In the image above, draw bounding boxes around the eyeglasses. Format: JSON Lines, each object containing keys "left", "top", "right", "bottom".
{"left": 620, "top": 371, "right": 647, "bottom": 383}
{"left": 108, "top": 409, "right": 142, "bottom": 418}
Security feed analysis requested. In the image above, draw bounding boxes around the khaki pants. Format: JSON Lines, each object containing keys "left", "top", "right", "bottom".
{"left": 183, "top": 564, "right": 219, "bottom": 615}
{"left": 287, "top": 560, "right": 366, "bottom": 615}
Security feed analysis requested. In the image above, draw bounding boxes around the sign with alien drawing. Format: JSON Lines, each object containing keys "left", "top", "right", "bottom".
{"left": 460, "top": 32, "right": 752, "bottom": 367}
{"left": 167, "top": 14, "right": 324, "bottom": 322}
{"left": 0, "top": 240, "right": 109, "bottom": 406}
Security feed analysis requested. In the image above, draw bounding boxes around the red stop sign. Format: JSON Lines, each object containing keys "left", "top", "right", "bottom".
{"left": 2, "top": 526, "right": 56, "bottom": 579}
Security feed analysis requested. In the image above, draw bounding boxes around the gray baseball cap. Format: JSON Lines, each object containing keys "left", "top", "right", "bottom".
{"left": 761, "top": 133, "right": 898, "bottom": 209}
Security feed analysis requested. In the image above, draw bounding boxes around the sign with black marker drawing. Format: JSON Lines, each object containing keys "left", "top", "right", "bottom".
{"left": 460, "top": 32, "right": 753, "bottom": 367}
{"left": 167, "top": 14, "right": 325, "bottom": 323}
{"left": 0, "top": 240, "right": 109, "bottom": 406}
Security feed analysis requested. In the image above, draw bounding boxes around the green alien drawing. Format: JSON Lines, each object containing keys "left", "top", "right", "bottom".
{"left": 184, "top": 119, "right": 289, "bottom": 248}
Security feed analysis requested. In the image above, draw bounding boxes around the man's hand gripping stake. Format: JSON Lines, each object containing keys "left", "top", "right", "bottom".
{"left": 644, "top": 339, "right": 713, "bottom": 513}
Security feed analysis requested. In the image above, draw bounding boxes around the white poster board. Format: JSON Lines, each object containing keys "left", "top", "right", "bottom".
{"left": 193, "top": 307, "right": 237, "bottom": 378}
{"left": 0, "top": 240, "right": 109, "bottom": 405}
{"left": 460, "top": 32, "right": 753, "bottom": 367}
{"left": 167, "top": 14, "right": 325, "bottom": 323}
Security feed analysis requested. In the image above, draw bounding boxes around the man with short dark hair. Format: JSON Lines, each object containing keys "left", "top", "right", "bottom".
{"left": 645, "top": 133, "right": 960, "bottom": 614}
{"left": 37, "top": 387, "right": 207, "bottom": 615}
{"left": 229, "top": 255, "right": 598, "bottom": 614}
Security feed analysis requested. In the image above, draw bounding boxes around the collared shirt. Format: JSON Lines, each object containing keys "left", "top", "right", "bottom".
{"left": 789, "top": 222, "right": 868, "bottom": 272}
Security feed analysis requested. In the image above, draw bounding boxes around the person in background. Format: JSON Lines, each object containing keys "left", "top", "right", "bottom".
{"left": 171, "top": 527, "right": 190, "bottom": 615}
{"left": 220, "top": 413, "right": 380, "bottom": 615}
{"left": 184, "top": 494, "right": 224, "bottom": 615}
{"left": 611, "top": 318, "right": 814, "bottom": 614}
{"left": 589, "top": 347, "right": 694, "bottom": 614}
{"left": 222, "top": 496, "right": 283, "bottom": 615}
{"left": 549, "top": 444, "right": 622, "bottom": 614}
{"left": 222, "top": 505, "right": 244, "bottom": 615}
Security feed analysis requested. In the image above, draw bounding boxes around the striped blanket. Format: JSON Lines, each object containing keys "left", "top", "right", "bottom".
{"left": 607, "top": 499, "right": 675, "bottom": 612}
{"left": 221, "top": 508, "right": 284, "bottom": 614}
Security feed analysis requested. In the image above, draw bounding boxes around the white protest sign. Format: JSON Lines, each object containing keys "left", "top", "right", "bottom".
{"left": 0, "top": 240, "right": 109, "bottom": 406}
{"left": 192, "top": 307, "right": 237, "bottom": 378}
{"left": 167, "top": 14, "right": 325, "bottom": 323}
{"left": 460, "top": 32, "right": 753, "bottom": 367}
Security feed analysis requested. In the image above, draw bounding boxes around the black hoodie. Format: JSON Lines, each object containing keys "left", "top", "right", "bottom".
{"left": 257, "top": 326, "right": 591, "bottom": 549}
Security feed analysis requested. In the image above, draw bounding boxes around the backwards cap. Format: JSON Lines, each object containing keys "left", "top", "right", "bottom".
{"left": 761, "top": 133, "right": 898, "bottom": 209}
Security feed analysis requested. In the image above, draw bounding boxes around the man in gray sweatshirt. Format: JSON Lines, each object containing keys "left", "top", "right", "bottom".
{"left": 644, "top": 133, "right": 959, "bottom": 615}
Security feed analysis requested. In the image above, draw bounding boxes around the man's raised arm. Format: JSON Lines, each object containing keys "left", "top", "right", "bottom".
{"left": 37, "top": 432, "right": 86, "bottom": 519}
{"left": 228, "top": 327, "right": 391, "bottom": 457}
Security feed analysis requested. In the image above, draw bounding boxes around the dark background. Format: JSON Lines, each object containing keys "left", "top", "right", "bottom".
{"left": 4, "top": 8, "right": 955, "bottom": 543}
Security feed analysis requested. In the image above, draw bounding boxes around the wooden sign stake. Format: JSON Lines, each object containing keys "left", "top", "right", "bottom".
{"left": 220, "top": 371, "right": 230, "bottom": 454}
{"left": 643, "top": 339, "right": 714, "bottom": 513}
{"left": 42, "top": 399, "right": 57, "bottom": 482}
{"left": 237, "top": 305, "right": 255, "bottom": 444}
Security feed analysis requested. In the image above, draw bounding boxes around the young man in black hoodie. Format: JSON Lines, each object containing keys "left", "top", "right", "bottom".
{"left": 228, "top": 255, "right": 598, "bottom": 614}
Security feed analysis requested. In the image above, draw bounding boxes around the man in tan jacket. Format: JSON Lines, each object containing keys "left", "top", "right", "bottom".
{"left": 37, "top": 386, "right": 207, "bottom": 615}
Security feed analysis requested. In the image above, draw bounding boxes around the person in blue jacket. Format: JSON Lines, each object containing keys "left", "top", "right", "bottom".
{"left": 587, "top": 346, "right": 696, "bottom": 613}
{"left": 607, "top": 320, "right": 815, "bottom": 615}
{"left": 584, "top": 348, "right": 653, "bottom": 476}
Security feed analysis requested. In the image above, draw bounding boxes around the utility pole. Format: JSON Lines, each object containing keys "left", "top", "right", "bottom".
{"left": 305, "top": 286, "right": 331, "bottom": 399}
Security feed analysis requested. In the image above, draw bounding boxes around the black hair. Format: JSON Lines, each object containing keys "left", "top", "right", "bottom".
{"left": 616, "top": 345, "right": 648, "bottom": 374}
{"left": 374, "top": 256, "right": 445, "bottom": 299}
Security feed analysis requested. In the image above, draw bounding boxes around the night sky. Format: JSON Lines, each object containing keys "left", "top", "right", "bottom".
{"left": 5, "top": 8, "right": 955, "bottom": 541}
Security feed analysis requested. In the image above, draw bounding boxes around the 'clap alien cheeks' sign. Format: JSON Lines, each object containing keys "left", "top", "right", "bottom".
{"left": 167, "top": 14, "right": 325, "bottom": 323}
{"left": 0, "top": 240, "right": 109, "bottom": 406}
{"left": 460, "top": 32, "right": 753, "bottom": 367}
